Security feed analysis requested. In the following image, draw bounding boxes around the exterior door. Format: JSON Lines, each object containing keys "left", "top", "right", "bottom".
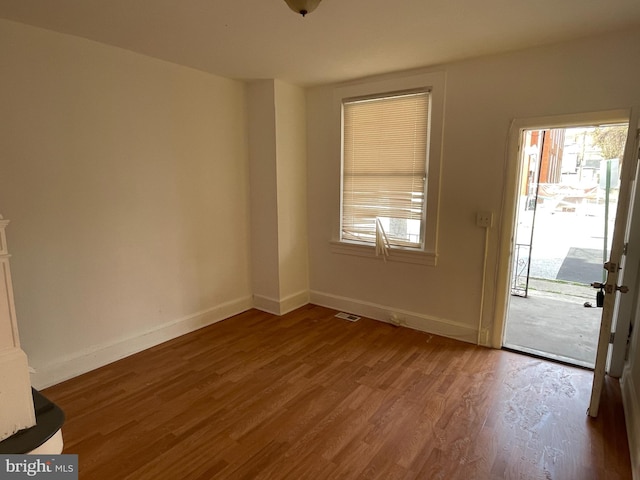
{"left": 588, "top": 108, "right": 640, "bottom": 417}
{"left": 608, "top": 138, "right": 640, "bottom": 377}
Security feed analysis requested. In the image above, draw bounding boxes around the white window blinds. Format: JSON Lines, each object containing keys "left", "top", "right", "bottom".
{"left": 341, "top": 91, "right": 430, "bottom": 248}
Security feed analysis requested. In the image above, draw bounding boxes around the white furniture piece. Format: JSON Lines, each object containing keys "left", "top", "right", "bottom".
{"left": 0, "top": 215, "right": 37, "bottom": 442}
{"left": 0, "top": 215, "right": 22, "bottom": 348}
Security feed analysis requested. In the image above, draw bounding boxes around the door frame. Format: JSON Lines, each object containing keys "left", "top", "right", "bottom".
{"left": 493, "top": 109, "right": 633, "bottom": 354}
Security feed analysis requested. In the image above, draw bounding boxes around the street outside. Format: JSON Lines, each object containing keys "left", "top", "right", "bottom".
{"left": 522, "top": 201, "right": 614, "bottom": 285}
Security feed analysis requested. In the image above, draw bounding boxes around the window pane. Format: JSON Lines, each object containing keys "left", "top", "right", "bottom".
{"left": 342, "top": 91, "right": 429, "bottom": 248}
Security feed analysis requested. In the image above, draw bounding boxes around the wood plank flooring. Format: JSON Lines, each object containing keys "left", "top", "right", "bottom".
{"left": 43, "top": 305, "right": 632, "bottom": 479}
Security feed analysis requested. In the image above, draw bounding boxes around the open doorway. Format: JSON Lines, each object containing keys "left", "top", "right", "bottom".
{"left": 503, "top": 123, "right": 628, "bottom": 368}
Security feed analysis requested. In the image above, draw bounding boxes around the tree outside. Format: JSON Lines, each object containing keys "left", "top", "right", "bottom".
{"left": 591, "top": 125, "right": 627, "bottom": 161}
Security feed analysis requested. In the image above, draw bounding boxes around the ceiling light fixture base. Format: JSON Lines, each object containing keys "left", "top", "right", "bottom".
{"left": 284, "top": 0, "right": 322, "bottom": 17}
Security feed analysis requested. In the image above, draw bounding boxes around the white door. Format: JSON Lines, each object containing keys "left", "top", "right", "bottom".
{"left": 588, "top": 108, "right": 640, "bottom": 417}
{"left": 608, "top": 149, "right": 640, "bottom": 377}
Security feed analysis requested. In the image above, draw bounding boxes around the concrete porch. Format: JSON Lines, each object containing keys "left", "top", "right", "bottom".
{"left": 504, "top": 278, "right": 601, "bottom": 368}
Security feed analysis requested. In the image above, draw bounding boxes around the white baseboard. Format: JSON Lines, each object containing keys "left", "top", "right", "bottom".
{"left": 309, "top": 290, "right": 478, "bottom": 344}
{"left": 253, "top": 290, "right": 309, "bottom": 316}
{"left": 621, "top": 366, "right": 640, "bottom": 480}
{"left": 31, "top": 296, "right": 253, "bottom": 390}
{"left": 252, "top": 295, "right": 280, "bottom": 315}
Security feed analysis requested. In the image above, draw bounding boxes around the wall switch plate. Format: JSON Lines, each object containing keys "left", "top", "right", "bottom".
{"left": 476, "top": 211, "right": 493, "bottom": 228}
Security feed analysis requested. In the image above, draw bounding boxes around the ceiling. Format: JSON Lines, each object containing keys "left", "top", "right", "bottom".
{"left": 1, "top": 0, "right": 640, "bottom": 86}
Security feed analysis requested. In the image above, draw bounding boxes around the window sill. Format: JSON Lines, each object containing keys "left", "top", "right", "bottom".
{"left": 329, "top": 240, "right": 437, "bottom": 266}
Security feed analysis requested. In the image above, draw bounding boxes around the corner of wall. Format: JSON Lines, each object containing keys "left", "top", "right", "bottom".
{"left": 253, "top": 290, "right": 309, "bottom": 316}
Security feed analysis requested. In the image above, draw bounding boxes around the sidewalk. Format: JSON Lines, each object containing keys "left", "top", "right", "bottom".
{"left": 527, "top": 277, "right": 596, "bottom": 301}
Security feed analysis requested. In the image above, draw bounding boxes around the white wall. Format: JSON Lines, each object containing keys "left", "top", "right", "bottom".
{"left": 248, "top": 81, "right": 280, "bottom": 303}
{"left": 274, "top": 80, "right": 309, "bottom": 307}
{"left": 0, "top": 19, "right": 253, "bottom": 388}
{"left": 248, "top": 80, "right": 309, "bottom": 315}
{"left": 307, "top": 27, "right": 640, "bottom": 339}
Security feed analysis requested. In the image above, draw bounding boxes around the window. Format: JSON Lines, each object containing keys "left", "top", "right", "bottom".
{"left": 341, "top": 91, "right": 430, "bottom": 249}
{"left": 331, "top": 72, "right": 444, "bottom": 266}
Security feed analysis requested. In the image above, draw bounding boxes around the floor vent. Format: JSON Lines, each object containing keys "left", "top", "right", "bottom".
{"left": 335, "top": 312, "right": 361, "bottom": 322}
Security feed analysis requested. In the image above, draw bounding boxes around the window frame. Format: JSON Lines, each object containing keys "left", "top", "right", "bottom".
{"left": 330, "top": 71, "right": 446, "bottom": 266}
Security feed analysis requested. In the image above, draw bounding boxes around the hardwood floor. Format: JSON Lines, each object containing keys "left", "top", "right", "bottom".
{"left": 43, "top": 305, "right": 632, "bottom": 479}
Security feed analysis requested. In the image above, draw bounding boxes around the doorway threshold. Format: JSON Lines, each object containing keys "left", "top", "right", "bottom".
{"left": 502, "top": 344, "right": 594, "bottom": 370}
